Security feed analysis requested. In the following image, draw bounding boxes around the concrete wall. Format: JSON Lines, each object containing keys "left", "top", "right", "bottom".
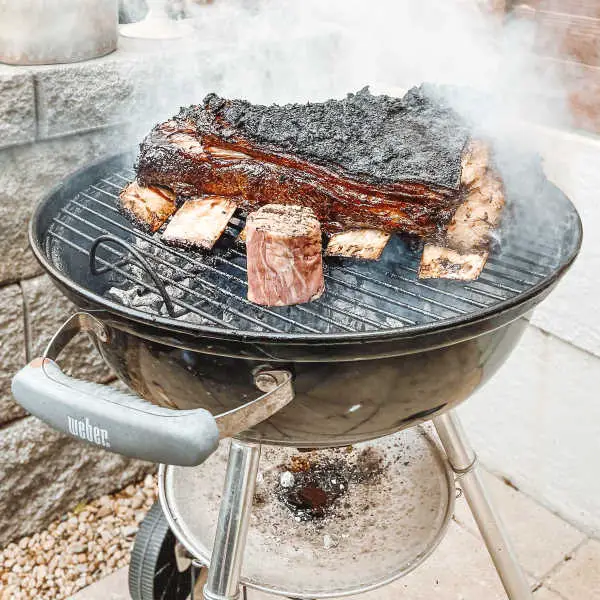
{"left": 0, "top": 43, "right": 186, "bottom": 546}
{"left": 460, "top": 126, "right": 600, "bottom": 538}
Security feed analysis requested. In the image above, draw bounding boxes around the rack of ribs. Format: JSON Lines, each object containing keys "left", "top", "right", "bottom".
{"left": 120, "top": 84, "right": 506, "bottom": 304}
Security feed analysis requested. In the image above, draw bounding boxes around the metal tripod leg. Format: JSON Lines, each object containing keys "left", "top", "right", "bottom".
{"left": 433, "top": 411, "right": 532, "bottom": 600}
{"left": 203, "top": 439, "right": 261, "bottom": 600}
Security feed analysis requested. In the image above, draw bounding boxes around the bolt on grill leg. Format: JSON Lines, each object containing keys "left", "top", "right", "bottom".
{"left": 433, "top": 411, "right": 532, "bottom": 600}
{"left": 203, "top": 439, "right": 261, "bottom": 600}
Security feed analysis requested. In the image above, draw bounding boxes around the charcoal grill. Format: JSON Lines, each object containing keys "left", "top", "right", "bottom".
{"left": 11, "top": 151, "right": 582, "bottom": 600}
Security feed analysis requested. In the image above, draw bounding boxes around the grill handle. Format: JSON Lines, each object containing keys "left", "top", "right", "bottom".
{"left": 11, "top": 313, "right": 294, "bottom": 466}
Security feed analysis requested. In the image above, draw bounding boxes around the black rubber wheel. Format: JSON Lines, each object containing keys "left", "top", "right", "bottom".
{"left": 129, "top": 501, "right": 198, "bottom": 600}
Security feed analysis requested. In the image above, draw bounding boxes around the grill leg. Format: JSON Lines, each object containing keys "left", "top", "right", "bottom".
{"left": 433, "top": 411, "right": 532, "bottom": 600}
{"left": 203, "top": 439, "right": 261, "bottom": 600}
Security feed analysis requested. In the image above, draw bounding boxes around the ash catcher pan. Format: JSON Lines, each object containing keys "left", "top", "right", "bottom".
{"left": 160, "top": 428, "right": 454, "bottom": 598}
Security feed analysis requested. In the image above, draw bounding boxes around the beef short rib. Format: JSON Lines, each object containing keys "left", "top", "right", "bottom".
{"left": 125, "top": 85, "right": 509, "bottom": 297}
{"left": 246, "top": 204, "right": 325, "bottom": 306}
{"left": 136, "top": 85, "right": 470, "bottom": 238}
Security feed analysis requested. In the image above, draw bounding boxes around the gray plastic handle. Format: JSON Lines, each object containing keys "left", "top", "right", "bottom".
{"left": 10, "top": 312, "right": 294, "bottom": 467}
{"left": 12, "top": 358, "right": 220, "bottom": 466}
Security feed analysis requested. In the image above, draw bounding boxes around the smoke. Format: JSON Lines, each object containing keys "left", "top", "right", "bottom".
{"left": 120, "top": 0, "right": 578, "bottom": 158}
{"left": 122, "top": 0, "right": 577, "bottom": 198}
{"left": 124, "top": 0, "right": 578, "bottom": 260}
{"left": 155, "top": 0, "right": 573, "bottom": 133}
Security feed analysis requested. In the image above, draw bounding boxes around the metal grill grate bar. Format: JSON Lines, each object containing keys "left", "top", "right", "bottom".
{"left": 43, "top": 166, "right": 564, "bottom": 335}
{"left": 387, "top": 259, "right": 512, "bottom": 302}
{"left": 224, "top": 247, "right": 418, "bottom": 325}
{"left": 341, "top": 265, "right": 489, "bottom": 309}
{"left": 49, "top": 219, "right": 293, "bottom": 331}
{"left": 78, "top": 187, "right": 416, "bottom": 330}
{"left": 48, "top": 229, "right": 240, "bottom": 329}
{"left": 330, "top": 267, "right": 468, "bottom": 315}
{"left": 67, "top": 200, "right": 355, "bottom": 332}
{"left": 56, "top": 209, "right": 317, "bottom": 333}
{"left": 71, "top": 194, "right": 368, "bottom": 332}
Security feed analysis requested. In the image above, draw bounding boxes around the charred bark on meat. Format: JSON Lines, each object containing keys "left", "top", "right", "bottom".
{"left": 135, "top": 86, "right": 471, "bottom": 239}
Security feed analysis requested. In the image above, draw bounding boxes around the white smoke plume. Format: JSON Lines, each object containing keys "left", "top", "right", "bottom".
{"left": 166, "top": 0, "right": 573, "bottom": 133}
{"left": 124, "top": 0, "right": 579, "bottom": 256}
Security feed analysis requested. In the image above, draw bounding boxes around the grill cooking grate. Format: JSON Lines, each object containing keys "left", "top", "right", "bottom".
{"left": 46, "top": 166, "right": 565, "bottom": 335}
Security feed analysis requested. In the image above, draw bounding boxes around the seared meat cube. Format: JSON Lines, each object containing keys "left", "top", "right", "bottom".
{"left": 246, "top": 204, "right": 325, "bottom": 306}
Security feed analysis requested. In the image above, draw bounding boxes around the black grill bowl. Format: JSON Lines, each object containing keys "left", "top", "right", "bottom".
{"left": 28, "top": 153, "right": 582, "bottom": 446}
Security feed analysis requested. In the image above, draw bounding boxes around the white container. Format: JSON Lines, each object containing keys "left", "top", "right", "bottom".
{"left": 0, "top": 0, "right": 118, "bottom": 65}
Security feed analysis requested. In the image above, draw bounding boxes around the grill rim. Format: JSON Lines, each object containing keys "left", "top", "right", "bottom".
{"left": 29, "top": 152, "right": 584, "bottom": 346}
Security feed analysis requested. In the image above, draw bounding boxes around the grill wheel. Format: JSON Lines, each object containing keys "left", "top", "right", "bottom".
{"left": 129, "top": 502, "right": 205, "bottom": 600}
{"left": 129, "top": 502, "right": 303, "bottom": 600}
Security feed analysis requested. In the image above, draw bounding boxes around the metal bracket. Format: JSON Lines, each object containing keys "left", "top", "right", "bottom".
{"left": 41, "top": 311, "right": 294, "bottom": 443}
{"left": 451, "top": 455, "right": 479, "bottom": 479}
{"left": 215, "top": 369, "right": 294, "bottom": 438}
{"left": 44, "top": 312, "right": 109, "bottom": 361}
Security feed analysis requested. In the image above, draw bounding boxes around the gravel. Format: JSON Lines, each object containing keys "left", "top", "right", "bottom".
{"left": 0, "top": 474, "right": 158, "bottom": 600}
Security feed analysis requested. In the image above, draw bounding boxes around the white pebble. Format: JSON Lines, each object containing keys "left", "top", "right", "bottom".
{"left": 279, "top": 471, "right": 295, "bottom": 488}
{"left": 121, "top": 526, "right": 138, "bottom": 538}
{"left": 0, "top": 476, "right": 159, "bottom": 599}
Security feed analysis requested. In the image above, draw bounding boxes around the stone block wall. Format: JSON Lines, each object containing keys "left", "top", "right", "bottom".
{"left": 0, "top": 40, "right": 218, "bottom": 546}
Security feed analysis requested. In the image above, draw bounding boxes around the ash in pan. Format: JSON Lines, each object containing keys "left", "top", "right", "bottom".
{"left": 165, "top": 430, "right": 452, "bottom": 595}
{"left": 255, "top": 446, "right": 387, "bottom": 532}
{"left": 272, "top": 448, "right": 385, "bottom": 521}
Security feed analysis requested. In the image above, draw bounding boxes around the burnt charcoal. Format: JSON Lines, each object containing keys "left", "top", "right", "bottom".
{"left": 105, "top": 286, "right": 143, "bottom": 306}
{"left": 277, "top": 459, "right": 349, "bottom": 521}
{"left": 276, "top": 449, "right": 385, "bottom": 521}
{"left": 130, "top": 290, "right": 164, "bottom": 312}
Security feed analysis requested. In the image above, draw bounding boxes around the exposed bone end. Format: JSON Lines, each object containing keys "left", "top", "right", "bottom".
{"left": 162, "top": 196, "right": 237, "bottom": 250}
{"left": 326, "top": 229, "right": 390, "bottom": 260}
{"left": 246, "top": 204, "right": 325, "bottom": 306}
{"left": 418, "top": 244, "right": 489, "bottom": 281}
{"left": 447, "top": 173, "right": 505, "bottom": 253}
{"left": 119, "top": 181, "right": 177, "bottom": 232}
{"left": 461, "top": 139, "right": 491, "bottom": 189}
{"left": 431, "top": 151, "right": 503, "bottom": 278}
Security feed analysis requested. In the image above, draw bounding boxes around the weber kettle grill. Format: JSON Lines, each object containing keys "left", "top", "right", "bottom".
{"left": 11, "top": 151, "right": 582, "bottom": 600}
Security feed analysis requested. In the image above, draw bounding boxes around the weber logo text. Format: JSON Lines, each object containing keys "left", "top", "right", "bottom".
{"left": 67, "top": 416, "right": 111, "bottom": 448}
